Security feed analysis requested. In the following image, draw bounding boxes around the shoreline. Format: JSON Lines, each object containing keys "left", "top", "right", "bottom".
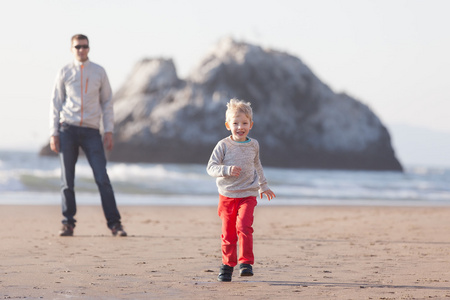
{"left": 2, "top": 191, "right": 450, "bottom": 207}
{"left": 1, "top": 205, "right": 450, "bottom": 299}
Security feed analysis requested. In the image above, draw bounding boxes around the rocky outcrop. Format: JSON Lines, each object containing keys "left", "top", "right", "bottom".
{"left": 40, "top": 38, "right": 402, "bottom": 171}
{"left": 108, "top": 38, "right": 402, "bottom": 171}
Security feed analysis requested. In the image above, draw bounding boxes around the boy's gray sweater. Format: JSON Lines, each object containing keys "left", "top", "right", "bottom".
{"left": 207, "top": 136, "right": 269, "bottom": 198}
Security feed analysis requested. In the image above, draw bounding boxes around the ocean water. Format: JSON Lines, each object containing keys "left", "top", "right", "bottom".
{"left": 1, "top": 150, "right": 450, "bottom": 206}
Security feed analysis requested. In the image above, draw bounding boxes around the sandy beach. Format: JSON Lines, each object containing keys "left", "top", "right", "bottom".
{"left": 1, "top": 204, "right": 450, "bottom": 299}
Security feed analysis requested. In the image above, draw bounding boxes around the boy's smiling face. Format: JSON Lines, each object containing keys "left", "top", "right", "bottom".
{"left": 225, "top": 112, "right": 253, "bottom": 142}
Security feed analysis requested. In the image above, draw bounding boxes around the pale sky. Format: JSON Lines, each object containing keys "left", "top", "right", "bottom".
{"left": 1, "top": 0, "right": 449, "bottom": 166}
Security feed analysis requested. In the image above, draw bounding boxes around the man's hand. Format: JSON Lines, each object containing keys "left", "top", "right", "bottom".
{"left": 50, "top": 136, "right": 60, "bottom": 153}
{"left": 104, "top": 132, "right": 114, "bottom": 151}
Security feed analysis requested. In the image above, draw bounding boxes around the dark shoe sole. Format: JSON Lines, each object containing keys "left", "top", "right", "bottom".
{"left": 112, "top": 230, "right": 127, "bottom": 237}
{"left": 59, "top": 232, "right": 73, "bottom": 237}
{"left": 217, "top": 275, "right": 232, "bottom": 282}
{"left": 240, "top": 270, "right": 254, "bottom": 276}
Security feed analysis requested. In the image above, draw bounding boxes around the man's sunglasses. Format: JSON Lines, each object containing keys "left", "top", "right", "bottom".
{"left": 74, "top": 45, "right": 89, "bottom": 50}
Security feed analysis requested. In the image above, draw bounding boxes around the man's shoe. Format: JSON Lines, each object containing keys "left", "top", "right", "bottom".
{"left": 111, "top": 223, "right": 127, "bottom": 237}
{"left": 239, "top": 263, "right": 253, "bottom": 276}
{"left": 217, "top": 264, "right": 234, "bottom": 282}
{"left": 59, "top": 224, "right": 74, "bottom": 237}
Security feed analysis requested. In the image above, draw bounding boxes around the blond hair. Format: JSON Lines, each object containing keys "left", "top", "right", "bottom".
{"left": 225, "top": 98, "right": 253, "bottom": 123}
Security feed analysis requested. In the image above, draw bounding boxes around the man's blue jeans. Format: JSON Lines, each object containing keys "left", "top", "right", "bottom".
{"left": 59, "top": 123, "right": 121, "bottom": 229}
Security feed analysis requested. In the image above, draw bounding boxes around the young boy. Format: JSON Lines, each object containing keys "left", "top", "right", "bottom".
{"left": 207, "top": 98, "right": 276, "bottom": 282}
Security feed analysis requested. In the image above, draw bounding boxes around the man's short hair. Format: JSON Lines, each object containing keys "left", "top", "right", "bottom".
{"left": 71, "top": 34, "right": 89, "bottom": 45}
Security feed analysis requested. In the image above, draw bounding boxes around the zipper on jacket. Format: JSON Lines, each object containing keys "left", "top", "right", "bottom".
{"left": 80, "top": 65, "right": 84, "bottom": 126}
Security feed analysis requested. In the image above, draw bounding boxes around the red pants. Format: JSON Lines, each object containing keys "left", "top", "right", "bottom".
{"left": 218, "top": 195, "right": 257, "bottom": 267}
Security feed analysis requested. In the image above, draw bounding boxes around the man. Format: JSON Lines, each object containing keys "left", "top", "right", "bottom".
{"left": 50, "top": 34, "right": 126, "bottom": 237}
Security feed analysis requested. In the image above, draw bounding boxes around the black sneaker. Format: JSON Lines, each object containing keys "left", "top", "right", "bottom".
{"left": 239, "top": 263, "right": 253, "bottom": 276}
{"left": 59, "top": 224, "right": 74, "bottom": 237}
{"left": 111, "top": 223, "right": 127, "bottom": 237}
{"left": 217, "top": 264, "right": 234, "bottom": 282}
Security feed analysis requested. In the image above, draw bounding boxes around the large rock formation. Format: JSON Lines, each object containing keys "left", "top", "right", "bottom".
{"left": 108, "top": 38, "right": 402, "bottom": 171}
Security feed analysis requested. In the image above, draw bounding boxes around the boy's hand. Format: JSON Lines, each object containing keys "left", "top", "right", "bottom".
{"left": 260, "top": 189, "right": 276, "bottom": 201}
{"left": 230, "top": 166, "right": 242, "bottom": 177}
